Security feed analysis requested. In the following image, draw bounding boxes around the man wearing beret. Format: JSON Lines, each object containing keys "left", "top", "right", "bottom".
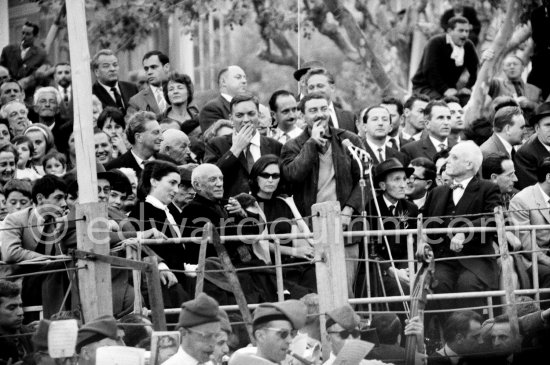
{"left": 324, "top": 304, "right": 366, "bottom": 365}
{"left": 163, "top": 293, "right": 222, "bottom": 365}
{"left": 77, "top": 315, "right": 121, "bottom": 365}
{"left": 230, "top": 299, "right": 307, "bottom": 364}
{"left": 211, "top": 309, "right": 232, "bottom": 365}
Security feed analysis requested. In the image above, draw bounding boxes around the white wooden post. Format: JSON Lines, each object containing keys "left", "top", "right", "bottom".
{"left": 312, "top": 201, "right": 349, "bottom": 361}
{"left": 66, "top": 0, "right": 112, "bottom": 322}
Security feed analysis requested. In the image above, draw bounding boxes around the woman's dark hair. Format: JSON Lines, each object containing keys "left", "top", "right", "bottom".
{"left": 248, "top": 154, "right": 283, "bottom": 197}
{"left": 163, "top": 72, "right": 194, "bottom": 106}
{"left": 0, "top": 119, "right": 13, "bottom": 141}
{"left": 12, "top": 135, "right": 34, "bottom": 168}
{"left": 97, "top": 106, "right": 126, "bottom": 131}
{"left": 137, "top": 160, "right": 179, "bottom": 201}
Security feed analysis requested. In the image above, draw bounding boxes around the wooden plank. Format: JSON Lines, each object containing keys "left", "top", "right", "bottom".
{"left": 195, "top": 224, "right": 211, "bottom": 295}
{"left": 495, "top": 206, "right": 520, "bottom": 351}
{"left": 210, "top": 226, "right": 254, "bottom": 344}
{"left": 126, "top": 246, "right": 142, "bottom": 314}
{"left": 74, "top": 203, "right": 113, "bottom": 322}
{"left": 312, "top": 201, "right": 348, "bottom": 361}
{"left": 145, "top": 256, "right": 167, "bottom": 331}
{"left": 73, "top": 250, "right": 151, "bottom": 271}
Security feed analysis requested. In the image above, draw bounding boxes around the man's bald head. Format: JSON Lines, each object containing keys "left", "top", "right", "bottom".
{"left": 191, "top": 163, "right": 224, "bottom": 201}
{"left": 159, "top": 129, "right": 190, "bottom": 165}
{"left": 218, "top": 65, "right": 247, "bottom": 97}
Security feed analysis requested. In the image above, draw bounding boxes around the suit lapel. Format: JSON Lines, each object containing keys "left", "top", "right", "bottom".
{"left": 363, "top": 142, "right": 381, "bottom": 164}
{"left": 423, "top": 137, "right": 437, "bottom": 158}
{"left": 532, "top": 185, "right": 550, "bottom": 223}
{"left": 145, "top": 87, "right": 160, "bottom": 114}
{"left": 455, "top": 178, "right": 480, "bottom": 213}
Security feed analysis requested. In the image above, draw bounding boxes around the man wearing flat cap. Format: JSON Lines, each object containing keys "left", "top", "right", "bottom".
{"left": 294, "top": 60, "right": 325, "bottom": 101}
{"left": 364, "top": 158, "right": 418, "bottom": 297}
{"left": 324, "top": 304, "right": 366, "bottom": 365}
{"left": 163, "top": 293, "right": 222, "bottom": 365}
{"left": 211, "top": 309, "right": 232, "bottom": 365}
{"left": 515, "top": 101, "right": 550, "bottom": 189}
{"left": 77, "top": 315, "right": 121, "bottom": 365}
{"left": 230, "top": 299, "right": 307, "bottom": 364}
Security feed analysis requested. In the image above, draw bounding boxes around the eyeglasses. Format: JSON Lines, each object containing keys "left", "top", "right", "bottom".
{"left": 186, "top": 327, "right": 217, "bottom": 340}
{"left": 408, "top": 174, "right": 426, "bottom": 182}
{"left": 264, "top": 327, "right": 295, "bottom": 339}
{"left": 327, "top": 329, "right": 361, "bottom": 339}
{"left": 258, "top": 173, "right": 281, "bottom": 180}
{"left": 98, "top": 186, "right": 111, "bottom": 194}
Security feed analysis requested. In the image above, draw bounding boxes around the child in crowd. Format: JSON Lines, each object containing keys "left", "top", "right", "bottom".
{"left": 12, "top": 136, "right": 41, "bottom": 181}
{"left": 42, "top": 151, "right": 67, "bottom": 177}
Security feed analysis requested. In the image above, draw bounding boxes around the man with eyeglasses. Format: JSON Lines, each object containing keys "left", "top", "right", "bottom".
{"left": 230, "top": 299, "right": 307, "bottom": 364}
{"left": 163, "top": 293, "right": 222, "bottom": 365}
{"left": 405, "top": 157, "right": 436, "bottom": 211}
{"left": 324, "top": 304, "right": 366, "bottom": 364}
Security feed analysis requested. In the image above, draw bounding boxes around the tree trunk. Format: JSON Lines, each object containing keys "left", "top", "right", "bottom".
{"left": 322, "top": 0, "right": 406, "bottom": 98}
{"left": 463, "top": 0, "right": 521, "bottom": 125}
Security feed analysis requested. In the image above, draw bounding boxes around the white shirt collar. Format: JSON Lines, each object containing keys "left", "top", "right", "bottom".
{"left": 221, "top": 93, "right": 232, "bottom": 103}
{"left": 328, "top": 102, "right": 339, "bottom": 129}
{"left": 453, "top": 175, "right": 474, "bottom": 188}
{"left": 365, "top": 138, "right": 386, "bottom": 159}
{"left": 413, "top": 194, "right": 427, "bottom": 209}
{"left": 131, "top": 149, "right": 154, "bottom": 167}
{"left": 496, "top": 134, "right": 513, "bottom": 156}
{"left": 386, "top": 135, "right": 400, "bottom": 149}
{"left": 58, "top": 85, "right": 71, "bottom": 93}
{"left": 438, "top": 343, "right": 459, "bottom": 365}
{"left": 250, "top": 131, "right": 261, "bottom": 147}
{"left": 401, "top": 130, "right": 422, "bottom": 141}
{"left": 98, "top": 80, "right": 119, "bottom": 93}
{"left": 145, "top": 195, "right": 167, "bottom": 211}
{"left": 537, "top": 184, "right": 550, "bottom": 207}
{"left": 382, "top": 194, "right": 398, "bottom": 211}
{"left": 429, "top": 135, "right": 449, "bottom": 152}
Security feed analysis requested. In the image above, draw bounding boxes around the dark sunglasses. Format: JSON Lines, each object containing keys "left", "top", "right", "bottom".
{"left": 327, "top": 329, "right": 361, "bottom": 339}
{"left": 258, "top": 173, "right": 281, "bottom": 180}
{"left": 264, "top": 327, "right": 295, "bottom": 339}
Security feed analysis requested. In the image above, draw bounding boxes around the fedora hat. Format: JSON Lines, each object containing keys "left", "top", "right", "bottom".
{"left": 373, "top": 158, "right": 414, "bottom": 185}
{"left": 293, "top": 60, "right": 325, "bottom": 81}
{"left": 530, "top": 102, "right": 550, "bottom": 126}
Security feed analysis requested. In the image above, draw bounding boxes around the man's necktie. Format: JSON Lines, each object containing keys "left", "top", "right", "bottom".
{"left": 36, "top": 216, "right": 56, "bottom": 255}
{"left": 377, "top": 147, "right": 384, "bottom": 163}
{"left": 245, "top": 147, "right": 255, "bottom": 172}
{"left": 111, "top": 87, "right": 124, "bottom": 110}
{"left": 63, "top": 87, "right": 69, "bottom": 105}
{"left": 511, "top": 147, "right": 516, "bottom": 161}
{"left": 155, "top": 88, "right": 167, "bottom": 113}
{"left": 439, "top": 143, "right": 447, "bottom": 151}
{"left": 389, "top": 204, "right": 396, "bottom": 216}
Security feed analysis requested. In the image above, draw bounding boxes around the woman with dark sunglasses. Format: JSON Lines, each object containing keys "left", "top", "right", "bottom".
{"left": 248, "top": 154, "right": 316, "bottom": 294}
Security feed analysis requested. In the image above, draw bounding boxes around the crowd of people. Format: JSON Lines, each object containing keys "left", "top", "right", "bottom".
{"left": 2, "top": 1, "right": 550, "bottom": 363}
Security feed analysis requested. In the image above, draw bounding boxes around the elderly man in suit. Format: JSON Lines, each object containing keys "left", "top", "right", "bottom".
{"left": 127, "top": 51, "right": 170, "bottom": 116}
{"left": 0, "top": 21, "right": 48, "bottom": 94}
{"left": 423, "top": 141, "right": 500, "bottom": 312}
{"left": 105, "top": 111, "right": 169, "bottom": 179}
{"left": 509, "top": 158, "right": 550, "bottom": 308}
{"left": 480, "top": 105, "right": 526, "bottom": 160}
{"left": 204, "top": 93, "right": 282, "bottom": 197}
{"left": 357, "top": 105, "right": 407, "bottom": 166}
{"left": 199, "top": 65, "right": 247, "bottom": 132}
{"left": 402, "top": 100, "right": 456, "bottom": 162}
{"left": 91, "top": 49, "right": 138, "bottom": 115}
{"left": 304, "top": 68, "right": 357, "bottom": 133}
{"left": 515, "top": 102, "right": 550, "bottom": 189}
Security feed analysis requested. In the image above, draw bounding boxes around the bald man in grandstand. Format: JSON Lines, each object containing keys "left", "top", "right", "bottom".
{"left": 423, "top": 141, "right": 500, "bottom": 314}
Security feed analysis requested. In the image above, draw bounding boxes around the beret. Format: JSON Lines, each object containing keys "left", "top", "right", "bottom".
{"left": 253, "top": 300, "right": 307, "bottom": 330}
{"left": 218, "top": 309, "right": 232, "bottom": 334}
{"left": 178, "top": 292, "right": 220, "bottom": 328}
{"left": 325, "top": 304, "right": 360, "bottom": 331}
{"left": 31, "top": 319, "right": 51, "bottom": 350}
{"left": 76, "top": 315, "right": 117, "bottom": 353}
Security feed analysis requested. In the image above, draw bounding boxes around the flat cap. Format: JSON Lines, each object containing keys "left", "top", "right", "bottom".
{"left": 76, "top": 315, "right": 117, "bottom": 353}
{"left": 178, "top": 293, "right": 220, "bottom": 328}
{"left": 293, "top": 60, "right": 325, "bottom": 81}
{"left": 253, "top": 300, "right": 307, "bottom": 330}
{"left": 325, "top": 304, "right": 360, "bottom": 331}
